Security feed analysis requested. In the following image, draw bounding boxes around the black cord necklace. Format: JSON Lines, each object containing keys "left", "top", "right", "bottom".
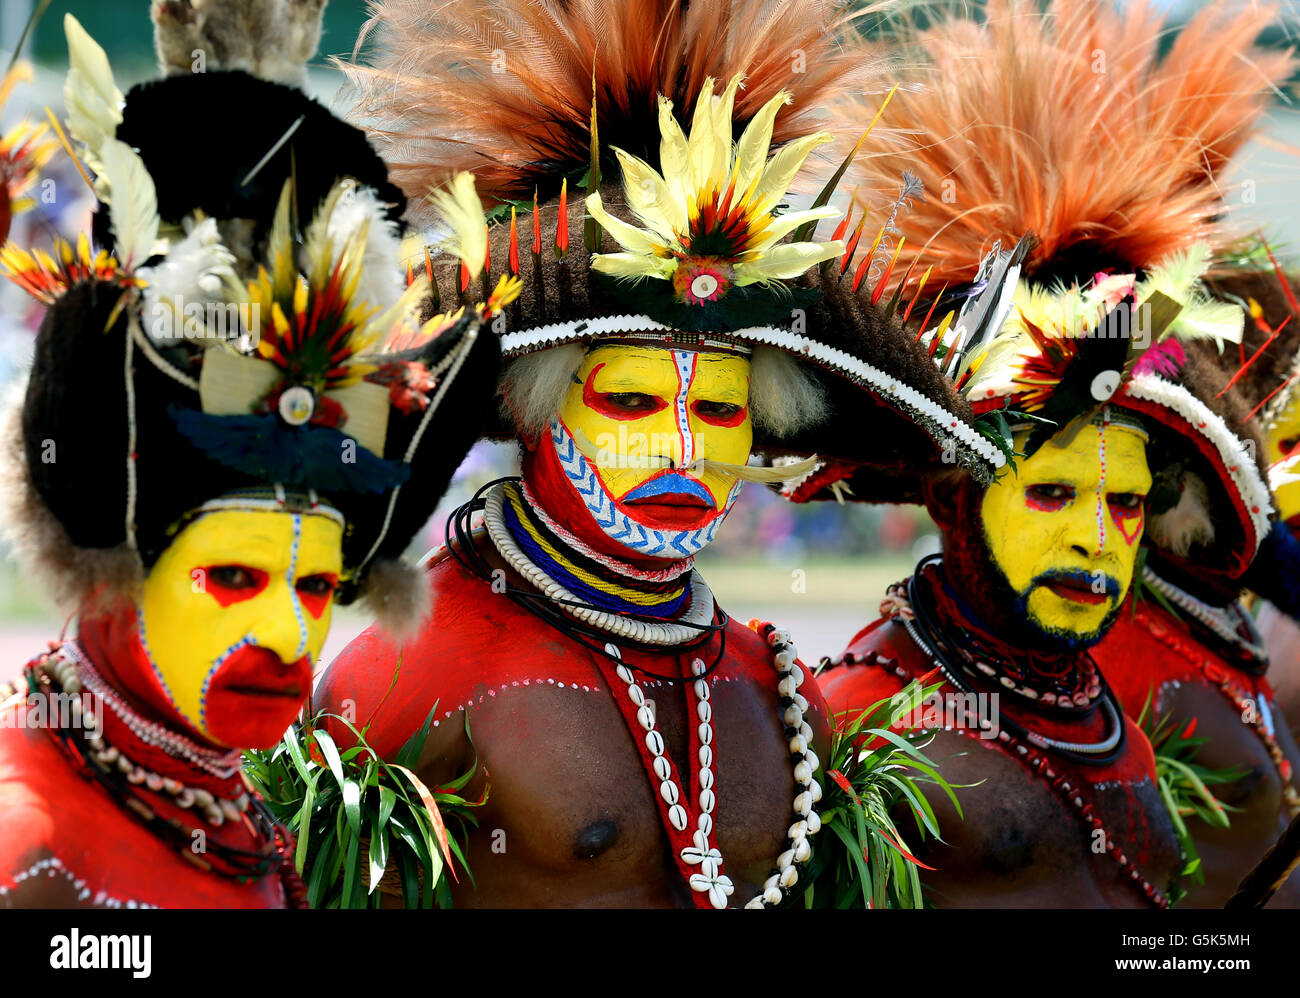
{"left": 902, "top": 556, "right": 1126, "bottom": 767}
{"left": 445, "top": 477, "right": 729, "bottom": 684}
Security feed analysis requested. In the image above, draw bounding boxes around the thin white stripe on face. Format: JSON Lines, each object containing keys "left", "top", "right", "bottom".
{"left": 1094, "top": 407, "right": 1109, "bottom": 557}
{"left": 673, "top": 350, "right": 697, "bottom": 469}
{"left": 286, "top": 513, "right": 308, "bottom": 662}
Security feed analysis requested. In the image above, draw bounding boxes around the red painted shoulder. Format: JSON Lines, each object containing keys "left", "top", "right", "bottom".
{"left": 0, "top": 706, "right": 283, "bottom": 908}
{"left": 317, "top": 550, "right": 605, "bottom": 758}
{"left": 1096, "top": 602, "right": 1269, "bottom": 717}
{"left": 818, "top": 614, "right": 921, "bottom": 718}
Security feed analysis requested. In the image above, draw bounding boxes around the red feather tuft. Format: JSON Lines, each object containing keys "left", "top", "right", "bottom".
{"left": 335, "top": 0, "right": 891, "bottom": 219}
{"left": 839, "top": 0, "right": 1295, "bottom": 285}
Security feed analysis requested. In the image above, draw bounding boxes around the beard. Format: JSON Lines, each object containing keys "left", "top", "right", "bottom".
{"left": 937, "top": 480, "right": 1124, "bottom": 653}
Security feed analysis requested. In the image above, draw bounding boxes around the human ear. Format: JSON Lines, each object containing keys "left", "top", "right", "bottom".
{"left": 921, "top": 471, "right": 969, "bottom": 532}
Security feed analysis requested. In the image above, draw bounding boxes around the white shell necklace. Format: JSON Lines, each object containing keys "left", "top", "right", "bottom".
{"left": 602, "top": 623, "right": 822, "bottom": 909}
{"left": 483, "top": 484, "right": 715, "bottom": 646}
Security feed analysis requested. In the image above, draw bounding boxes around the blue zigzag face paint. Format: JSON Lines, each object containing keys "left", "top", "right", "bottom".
{"left": 548, "top": 344, "right": 752, "bottom": 559}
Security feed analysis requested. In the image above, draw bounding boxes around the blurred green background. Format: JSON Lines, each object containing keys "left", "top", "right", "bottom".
{"left": 0, "top": 0, "right": 1296, "bottom": 667}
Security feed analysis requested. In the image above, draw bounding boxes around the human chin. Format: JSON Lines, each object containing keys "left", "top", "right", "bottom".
{"left": 547, "top": 418, "right": 738, "bottom": 558}
{"left": 201, "top": 644, "right": 312, "bottom": 749}
{"left": 1019, "top": 575, "right": 1122, "bottom": 650}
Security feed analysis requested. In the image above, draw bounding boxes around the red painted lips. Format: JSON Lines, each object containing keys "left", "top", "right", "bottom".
{"left": 205, "top": 645, "right": 311, "bottom": 749}
{"left": 1043, "top": 577, "right": 1109, "bottom": 605}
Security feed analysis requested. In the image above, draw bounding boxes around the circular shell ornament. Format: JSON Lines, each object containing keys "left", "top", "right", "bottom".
{"left": 674, "top": 258, "right": 733, "bottom": 306}
{"left": 278, "top": 386, "right": 316, "bottom": 425}
{"left": 1090, "top": 370, "right": 1121, "bottom": 402}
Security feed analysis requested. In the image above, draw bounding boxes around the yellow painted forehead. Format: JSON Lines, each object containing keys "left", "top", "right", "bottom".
{"left": 1007, "top": 423, "right": 1152, "bottom": 491}
{"left": 164, "top": 508, "right": 344, "bottom": 575}
{"left": 580, "top": 345, "right": 750, "bottom": 400}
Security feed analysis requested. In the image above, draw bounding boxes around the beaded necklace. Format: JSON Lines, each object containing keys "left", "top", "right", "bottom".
{"left": 871, "top": 559, "right": 1169, "bottom": 908}
{"left": 24, "top": 642, "right": 308, "bottom": 904}
{"left": 498, "top": 480, "right": 692, "bottom": 617}
{"left": 483, "top": 483, "right": 716, "bottom": 647}
{"left": 916, "top": 576, "right": 1105, "bottom": 711}
{"left": 1140, "top": 566, "right": 1269, "bottom": 669}
{"left": 593, "top": 626, "right": 821, "bottom": 908}
{"left": 476, "top": 481, "right": 823, "bottom": 907}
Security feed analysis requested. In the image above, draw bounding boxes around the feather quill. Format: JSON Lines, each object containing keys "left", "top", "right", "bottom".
{"left": 97, "top": 137, "right": 159, "bottom": 270}
{"left": 62, "top": 14, "right": 122, "bottom": 172}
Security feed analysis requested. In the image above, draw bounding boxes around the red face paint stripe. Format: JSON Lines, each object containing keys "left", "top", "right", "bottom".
{"left": 199, "top": 567, "right": 270, "bottom": 607}
{"left": 581, "top": 363, "right": 669, "bottom": 420}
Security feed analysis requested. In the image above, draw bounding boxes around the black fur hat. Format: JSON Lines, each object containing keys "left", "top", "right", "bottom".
{"left": 1, "top": 7, "right": 499, "bottom": 635}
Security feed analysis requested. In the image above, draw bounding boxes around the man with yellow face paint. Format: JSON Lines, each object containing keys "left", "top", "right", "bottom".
{"left": 798, "top": 0, "right": 1294, "bottom": 910}
{"left": 810, "top": 250, "right": 1273, "bottom": 907}
{"left": 314, "top": 0, "right": 1009, "bottom": 908}
{"left": 981, "top": 418, "right": 1152, "bottom": 647}
{"left": 0, "top": 6, "right": 497, "bottom": 909}
{"left": 1090, "top": 263, "right": 1300, "bottom": 908}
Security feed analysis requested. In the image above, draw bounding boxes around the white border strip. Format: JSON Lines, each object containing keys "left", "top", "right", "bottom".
{"left": 1125, "top": 374, "right": 1273, "bottom": 551}
{"left": 501, "top": 317, "right": 1006, "bottom": 471}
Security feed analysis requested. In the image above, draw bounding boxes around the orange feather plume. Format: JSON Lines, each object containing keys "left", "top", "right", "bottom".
{"left": 336, "top": 0, "right": 891, "bottom": 221}
{"left": 841, "top": 0, "right": 1295, "bottom": 286}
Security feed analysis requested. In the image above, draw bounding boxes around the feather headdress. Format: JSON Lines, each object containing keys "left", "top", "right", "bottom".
{"left": 0, "top": 61, "right": 56, "bottom": 243}
{"left": 844, "top": 0, "right": 1296, "bottom": 287}
{"left": 2, "top": 8, "right": 501, "bottom": 636}
{"left": 337, "top": 0, "right": 1013, "bottom": 489}
{"left": 338, "top": 0, "right": 885, "bottom": 217}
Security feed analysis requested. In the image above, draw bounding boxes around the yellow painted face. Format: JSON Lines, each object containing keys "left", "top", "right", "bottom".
{"left": 136, "top": 507, "right": 343, "bottom": 749}
{"left": 981, "top": 416, "right": 1152, "bottom": 643}
{"left": 549, "top": 344, "right": 752, "bottom": 552}
{"left": 1267, "top": 394, "right": 1300, "bottom": 524}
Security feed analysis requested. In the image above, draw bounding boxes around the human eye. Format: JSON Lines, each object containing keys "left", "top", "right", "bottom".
{"left": 692, "top": 399, "right": 744, "bottom": 424}
{"left": 295, "top": 574, "right": 338, "bottom": 597}
{"left": 1107, "top": 492, "right": 1145, "bottom": 513}
{"left": 602, "top": 392, "right": 662, "bottom": 413}
{"left": 209, "top": 566, "right": 265, "bottom": 589}
{"left": 1025, "top": 484, "right": 1074, "bottom": 510}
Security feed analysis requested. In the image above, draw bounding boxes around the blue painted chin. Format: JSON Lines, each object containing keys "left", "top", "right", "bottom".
{"left": 623, "top": 473, "right": 715, "bottom": 505}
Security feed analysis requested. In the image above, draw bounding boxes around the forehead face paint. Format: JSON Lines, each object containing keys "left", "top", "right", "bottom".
{"left": 980, "top": 413, "right": 1152, "bottom": 644}
{"left": 1267, "top": 394, "right": 1300, "bottom": 526}
{"left": 549, "top": 344, "right": 752, "bottom": 558}
{"left": 136, "top": 508, "right": 342, "bottom": 749}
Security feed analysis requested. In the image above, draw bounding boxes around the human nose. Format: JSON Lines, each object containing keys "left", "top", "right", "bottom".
{"left": 1058, "top": 489, "right": 1106, "bottom": 559}
{"left": 639, "top": 408, "right": 686, "bottom": 469}
{"left": 248, "top": 578, "right": 310, "bottom": 664}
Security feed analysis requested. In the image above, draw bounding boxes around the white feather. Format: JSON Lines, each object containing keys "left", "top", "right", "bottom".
{"left": 325, "top": 186, "right": 404, "bottom": 312}
{"left": 62, "top": 14, "right": 123, "bottom": 171}
{"left": 138, "top": 217, "right": 242, "bottom": 343}
{"left": 98, "top": 138, "right": 159, "bottom": 269}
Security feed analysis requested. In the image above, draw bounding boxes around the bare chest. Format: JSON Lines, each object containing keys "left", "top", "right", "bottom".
{"left": 439, "top": 672, "right": 823, "bottom": 907}
{"left": 916, "top": 731, "right": 1181, "bottom": 908}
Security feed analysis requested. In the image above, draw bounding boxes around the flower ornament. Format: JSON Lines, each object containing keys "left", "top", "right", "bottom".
{"left": 585, "top": 74, "right": 844, "bottom": 329}
{"left": 170, "top": 173, "right": 510, "bottom": 494}
{"left": 0, "top": 62, "right": 57, "bottom": 243}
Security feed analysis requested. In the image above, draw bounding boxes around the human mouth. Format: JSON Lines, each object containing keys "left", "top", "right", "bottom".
{"left": 209, "top": 647, "right": 310, "bottom": 700}
{"left": 1042, "top": 577, "right": 1109, "bottom": 605}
